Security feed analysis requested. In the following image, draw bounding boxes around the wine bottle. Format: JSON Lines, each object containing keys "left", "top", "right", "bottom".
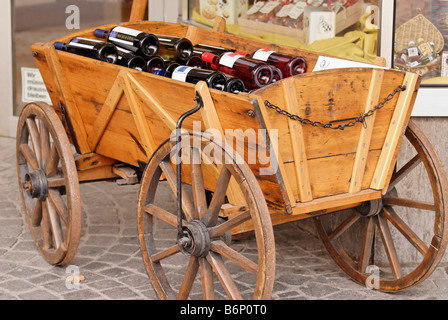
{"left": 202, "top": 52, "right": 273, "bottom": 90}
{"left": 54, "top": 38, "right": 119, "bottom": 64}
{"left": 192, "top": 44, "right": 247, "bottom": 69}
{"left": 117, "top": 47, "right": 146, "bottom": 71}
{"left": 155, "top": 35, "right": 193, "bottom": 63}
{"left": 170, "top": 66, "right": 227, "bottom": 91}
{"left": 224, "top": 76, "right": 246, "bottom": 94}
{"left": 146, "top": 56, "right": 166, "bottom": 74}
{"left": 249, "top": 49, "right": 306, "bottom": 77}
{"left": 192, "top": 44, "right": 236, "bottom": 57}
{"left": 94, "top": 26, "right": 159, "bottom": 58}
{"left": 270, "top": 66, "right": 283, "bottom": 82}
{"left": 186, "top": 55, "right": 205, "bottom": 68}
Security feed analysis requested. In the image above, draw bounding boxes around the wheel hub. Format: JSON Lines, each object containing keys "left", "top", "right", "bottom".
{"left": 355, "top": 198, "right": 383, "bottom": 217}
{"left": 23, "top": 168, "right": 48, "bottom": 201}
{"left": 177, "top": 220, "right": 210, "bottom": 257}
{"left": 355, "top": 188, "right": 398, "bottom": 217}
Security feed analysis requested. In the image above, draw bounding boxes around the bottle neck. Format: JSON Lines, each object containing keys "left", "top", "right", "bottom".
{"left": 201, "top": 52, "right": 219, "bottom": 65}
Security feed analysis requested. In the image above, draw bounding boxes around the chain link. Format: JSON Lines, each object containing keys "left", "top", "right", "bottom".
{"left": 264, "top": 85, "right": 407, "bottom": 130}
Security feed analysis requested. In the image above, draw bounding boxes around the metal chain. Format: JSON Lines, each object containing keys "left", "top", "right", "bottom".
{"left": 264, "top": 85, "right": 407, "bottom": 130}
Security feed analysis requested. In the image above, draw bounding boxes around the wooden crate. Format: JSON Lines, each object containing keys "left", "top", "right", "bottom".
{"left": 237, "top": 1, "right": 363, "bottom": 41}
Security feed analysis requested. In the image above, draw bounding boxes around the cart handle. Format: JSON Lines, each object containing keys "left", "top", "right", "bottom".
{"left": 176, "top": 93, "right": 203, "bottom": 241}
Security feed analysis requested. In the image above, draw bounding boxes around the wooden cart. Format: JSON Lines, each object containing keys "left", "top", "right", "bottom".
{"left": 16, "top": 2, "right": 448, "bottom": 299}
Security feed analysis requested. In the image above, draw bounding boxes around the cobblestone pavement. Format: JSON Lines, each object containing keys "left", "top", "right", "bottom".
{"left": 1, "top": 135, "right": 448, "bottom": 300}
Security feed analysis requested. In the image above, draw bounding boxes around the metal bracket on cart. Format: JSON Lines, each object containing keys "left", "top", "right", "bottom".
{"left": 112, "top": 164, "right": 139, "bottom": 185}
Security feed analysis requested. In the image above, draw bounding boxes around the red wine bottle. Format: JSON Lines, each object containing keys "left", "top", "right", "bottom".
{"left": 270, "top": 66, "right": 283, "bottom": 82}
{"left": 146, "top": 56, "right": 166, "bottom": 74}
{"left": 94, "top": 26, "right": 159, "bottom": 58}
{"left": 155, "top": 35, "right": 193, "bottom": 63}
{"left": 249, "top": 49, "right": 306, "bottom": 77}
{"left": 54, "top": 38, "right": 118, "bottom": 64}
{"left": 170, "top": 66, "right": 227, "bottom": 91}
{"left": 117, "top": 47, "right": 146, "bottom": 71}
{"left": 224, "top": 75, "right": 246, "bottom": 94}
{"left": 202, "top": 52, "right": 273, "bottom": 90}
{"left": 192, "top": 44, "right": 247, "bottom": 69}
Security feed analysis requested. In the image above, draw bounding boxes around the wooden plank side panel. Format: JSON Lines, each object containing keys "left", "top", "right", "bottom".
{"left": 255, "top": 69, "right": 406, "bottom": 162}
{"left": 282, "top": 78, "right": 312, "bottom": 202}
{"left": 371, "top": 72, "right": 420, "bottom": 191}
{"left": 349, "top": 69, "right": 384, "bottom": 193}
{"left": 43, "top": 45, "right": 92, "bottom": 154}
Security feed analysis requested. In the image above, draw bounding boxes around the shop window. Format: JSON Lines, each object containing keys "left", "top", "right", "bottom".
{"left": 394, "top": 0, "right": 448, "bottom": 86}
{"left": 12, "top": 0, "right": 133, "bottom": 116}
{"left": 183, "top": 1, "right": 382, "bottom": 64}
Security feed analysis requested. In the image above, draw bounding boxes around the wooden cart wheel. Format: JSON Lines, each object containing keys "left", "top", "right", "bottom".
{"left": 16, "top": 102, "right": 81, "bottom": 265}
{"left": 314, "top": 120, "right": 448, "bottom": 292}
{"left": 138, "top": 134, "right": 275, "bottom": 300}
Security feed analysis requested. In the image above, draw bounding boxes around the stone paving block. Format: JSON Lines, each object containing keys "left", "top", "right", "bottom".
{"left": 10, "top": 240, "right": 38, "bottom": 252}
{"left": 86, "top": 278, "right": 123, "bottom": 290}
{"left": 18, "top": 289, "right": 59, "bottom": 300}
{"left": 7, "top": 266, "right": 44, "bottom": 279}
{"left": 1, "top": 279, "right": 35, "bottom": 293}
{"left": 100, "top": 286, "right": 142, "bottom": 299}
{"left": 27, "top": 273, "right": 61, "bottom": 285}
{"left": 0, "top": 238, "right": 20, "bottom": 250}
{"left": 83, "top": 235, "right": 117, "bottom": 247}
{"left": 298, "top": 282, "right": 340, "bottom": 299}
{"left": 62, "top": 288, "right": 105, "bottom": 300}
{"left": 0, "top": 290, "right": 16, "bottom": 300}
{"left": 100, "top": 267, "right": 135, "bottom": 279}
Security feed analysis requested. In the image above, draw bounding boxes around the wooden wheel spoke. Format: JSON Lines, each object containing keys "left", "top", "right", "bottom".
{"left": 41, "top": 201, "right": 52, "bottom": 249}
{"left": 31, "top": 200, "right": 43, "bottom": 227}
{"left": 46, "top": 200, "right": 64, "bottom": 250}
{"left": 19, "top": 144, "right": 39, "bottom": 171}
{"left": 206, "top": 166, "right": 232, "bottom": 227}
{"left": 206, "top": 252, "right": 242, "bottom": 300}
{"left": 382, "top": 207, "right": 429, "bottom": 256}
{"left": 145, "top": 204, "right": 186, "bottom": 228}
{"left": 210, "top": 240, "right": 258, "bottom": 274}
{"left": 159, "top": 160, "right": 194, "bottom": 221}
{"left": 328, "top": 213, "right": 361, "bottom": 241}
{"left": 358, "top": 217, "right": 375, "bottom": 273}
{"left": 39, "top": 122, "right": 51, "bottom": 170}
{"left": 383, "top": 196, "right": 436, "bottom": 212}
{"left": 177, "top": 256, "right": 199, "bottom": 300}
{"left": 388, "top": 154, "right": 421, "bottom": 190}
{"left": 48, "top": 189, "right": 68, "bottom": 225}
{"left": 46, "top": 144, "right": 60, "bottom": 177}
{"left": 199, "top": 257, "right": 215, "bottom": 300}
{"left": 208, "top": 210, "right": 251, "bottom": 238}
{"left": 151, "top": 244, "right": 180, "bottom": 263}
{"left": 190, "top": 147, "right": 207, "bottom": 220}
{"left": 26, "top": 118, "right": 42, "bottom": 167}
{"left": 376, "top": 215, "right": 402, "bottom": 279}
